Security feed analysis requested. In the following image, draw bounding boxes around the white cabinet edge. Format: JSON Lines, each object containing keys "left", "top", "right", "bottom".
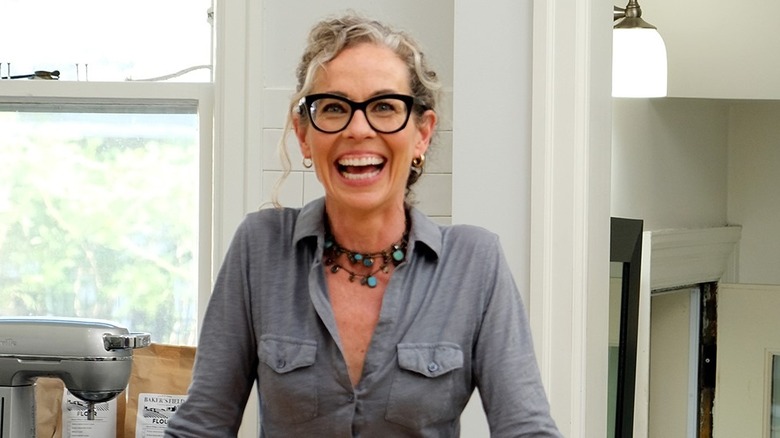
{"left": 650, "top": 226, "right": 742, "bottom": 291}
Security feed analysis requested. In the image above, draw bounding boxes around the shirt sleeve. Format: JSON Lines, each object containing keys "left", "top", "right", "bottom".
{"left": 165, "top": 218, "right": 258, "bottom": 438}
{"left": 474, "top": 235, "right": 562, "bottom": 437}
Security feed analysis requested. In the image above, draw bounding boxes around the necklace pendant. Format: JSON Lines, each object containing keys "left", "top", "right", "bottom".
{"left": 392, "top": 248, "right": 404, "bottom": 263}
{"left": 366, "top": 276, "right": 378, "bottom": 288}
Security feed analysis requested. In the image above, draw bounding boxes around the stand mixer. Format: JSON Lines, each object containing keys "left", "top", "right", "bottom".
{"left": 0, "top": 316, "right": 150, "bottom": 437}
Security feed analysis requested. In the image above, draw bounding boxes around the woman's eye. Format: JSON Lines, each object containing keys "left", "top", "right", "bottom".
{"left": 313, "top": 98, "right": 349, "bottom": 116}
{"left": 321, "top": 102, "right": 348, "bottom": 114}
{"left": 371, "top": 100, "right": 400, "bottom": 113}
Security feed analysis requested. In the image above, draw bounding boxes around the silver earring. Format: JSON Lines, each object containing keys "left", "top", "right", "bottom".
{"left": 302, "top": 157, "right": 313, "bottom": 168}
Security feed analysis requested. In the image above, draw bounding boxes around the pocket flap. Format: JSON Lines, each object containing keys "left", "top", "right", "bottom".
{"left": 259, "top": 335, "right": 317, "bottom": 374}
{"left": 396, "top": 342, "right": 464, "bottom": 378}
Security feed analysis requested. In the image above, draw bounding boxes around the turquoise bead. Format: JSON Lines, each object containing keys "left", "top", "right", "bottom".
{"left": 392, "top": 249, "right": 404, "bottom": 262}
{"left": 366, "top": 276, "right": 378, "bottom": 288}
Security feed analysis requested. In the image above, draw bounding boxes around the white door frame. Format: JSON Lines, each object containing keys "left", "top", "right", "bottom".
{"left": 530, "top": 0, "right": 613, "bottom": 436}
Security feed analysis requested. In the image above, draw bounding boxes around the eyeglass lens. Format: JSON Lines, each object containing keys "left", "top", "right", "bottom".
{"left": 308, "top": 95, "right": 412, "bottom": 134}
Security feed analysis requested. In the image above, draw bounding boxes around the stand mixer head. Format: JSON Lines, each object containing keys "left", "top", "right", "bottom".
{"left": 0, "top": 316, "right": 150, "bottom": 436}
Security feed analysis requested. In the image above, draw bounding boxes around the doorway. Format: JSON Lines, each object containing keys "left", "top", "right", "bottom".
{"left": 714, "top": 283, "right": 780, "bottom": 437}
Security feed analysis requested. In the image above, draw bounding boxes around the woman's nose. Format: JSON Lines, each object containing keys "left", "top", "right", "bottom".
{"left": 343, "top": 109, "right": 376, "bottom": 138}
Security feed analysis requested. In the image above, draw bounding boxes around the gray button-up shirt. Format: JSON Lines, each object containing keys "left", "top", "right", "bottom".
{"left": 165, "top": 198, "right": 560, "bottom": 437}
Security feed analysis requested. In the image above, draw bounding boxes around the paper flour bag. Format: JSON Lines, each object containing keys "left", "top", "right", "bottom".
{"left": 124, "top": 343, "right": 195, "bottom": 438}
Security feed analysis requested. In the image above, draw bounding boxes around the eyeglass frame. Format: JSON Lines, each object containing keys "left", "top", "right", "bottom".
{"left": 297, "top": 93, "right": 429, "bottom": 134}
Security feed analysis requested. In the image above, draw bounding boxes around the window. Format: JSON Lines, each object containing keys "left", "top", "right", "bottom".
{"left": 0, "top": 100, "right": 204, "bottom": 345}
{"left": 1, "top": 1, "right": 214, "bottom": 345}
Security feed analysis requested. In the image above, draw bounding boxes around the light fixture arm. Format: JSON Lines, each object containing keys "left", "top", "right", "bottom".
{"left": 613, "top": 0, "right": 656, "bottom": 29}
{"left": 614, "top": 0, "right": 641, "bottom": 21}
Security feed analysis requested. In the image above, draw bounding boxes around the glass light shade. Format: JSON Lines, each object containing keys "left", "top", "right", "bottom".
{"left": 612, "top": 28, "right": 667, "bottom": 98}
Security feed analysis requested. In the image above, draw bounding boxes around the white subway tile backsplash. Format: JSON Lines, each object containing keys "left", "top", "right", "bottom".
{"left": 426, "top": 130, "right": 452, "bottom": 174}
{"left": 262, "top": 89, "right": 293, "bottom": 129}
{"left": 303, "top": 172, "right": 326, "bottom": 204}
{"left": 263, "top": 128, "right": 304, "bottom": 171}
{"left": 262, "top": 170, "right": 304, "bottom": 208}
{"left": 413, "top": 174, "right": 452, "bottom": 217}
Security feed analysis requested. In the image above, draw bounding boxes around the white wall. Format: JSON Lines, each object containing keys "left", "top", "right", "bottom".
{"left": 727, "top": 102, "right": 780, "bottom": 284}
{"left": 611, "top": 98, "right": 729, "bottom": 231}
{"left": 612, "top": 98, "right": 780, "bottom": 286}
{"left": 650, "top": 0, "right": 780, "bottom": 99}
{"left": 451, "top": 0, "right": 532, "bottom": 300}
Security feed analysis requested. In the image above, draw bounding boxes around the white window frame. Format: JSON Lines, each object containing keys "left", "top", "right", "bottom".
{"left": 0, "top": 80, "right": 216, "bottom": 331}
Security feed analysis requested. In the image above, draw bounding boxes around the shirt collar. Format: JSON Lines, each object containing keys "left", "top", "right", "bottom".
{"left": 292, "top": 197, "right": 442, "bottom": 260}
{"left": 292, "top": 197, "right": 326, "bottom": 244}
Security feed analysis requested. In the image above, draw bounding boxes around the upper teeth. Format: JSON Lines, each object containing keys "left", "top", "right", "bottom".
{"left": 338, "top": 156, "right": 384, "bottom": 166}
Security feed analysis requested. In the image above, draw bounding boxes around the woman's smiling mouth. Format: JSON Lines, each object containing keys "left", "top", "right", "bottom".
{"left": 337, "top": 156, "right": 386, "bottom": 180}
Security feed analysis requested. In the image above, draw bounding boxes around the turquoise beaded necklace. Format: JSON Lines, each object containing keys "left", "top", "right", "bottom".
{"left": 323, "top": 217, "right": 408, "bottom": 288}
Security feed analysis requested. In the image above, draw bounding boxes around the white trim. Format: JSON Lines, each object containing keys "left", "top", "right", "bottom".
{"left": 212, "top": 0, "right": 250, "bottom": 265}
{"left": 650, "top": 226, "right": 742, "bottom": 291}
{"left": 197, "top": 87, "right": 216, "bottom": 340}
{"left": 213, "top": 1, "right": 260, "bottom": 436}
{"left": 687, "top": 287, "right": 700, "bottom": 438}
{"left": 530, "top": 0, "right": 612, "bottom": 436}
{"left": 633, "top": 231, "right": 653, "bottom": 437}
{"left": 0, "top": 80, "right": 210, "bottom": 101}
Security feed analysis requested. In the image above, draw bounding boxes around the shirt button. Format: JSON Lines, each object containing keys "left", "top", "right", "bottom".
{"left": 347, "top": 394, "right": 355, "bottom": 403}
{"left": 427, "top": 362, "right": 439, "bottom": 373}
{"left": 276, "top": 358, "right": 286, "bottom": 369}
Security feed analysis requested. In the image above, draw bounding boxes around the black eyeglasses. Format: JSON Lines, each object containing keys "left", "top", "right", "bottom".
{"left": 298, "top": 93, "right": 426, "bottom": 134}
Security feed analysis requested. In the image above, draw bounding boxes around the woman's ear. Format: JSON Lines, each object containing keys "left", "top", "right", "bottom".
{"left": 414, "top": 109, "right": 437, "bottom": 157}
{"left": 293, "top": 113, "right": 311, "bottom": 159}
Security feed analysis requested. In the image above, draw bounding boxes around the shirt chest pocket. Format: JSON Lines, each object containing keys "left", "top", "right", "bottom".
{"left": 385, "top": 342, "right": 464, "bottom": 430}
{"left": 258, "top": 335, "right": 318, "bottom": 424}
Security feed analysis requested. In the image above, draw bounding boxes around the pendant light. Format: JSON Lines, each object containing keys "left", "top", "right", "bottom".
{"left": 613, "top": 0, "right": 667, "bottom": 97}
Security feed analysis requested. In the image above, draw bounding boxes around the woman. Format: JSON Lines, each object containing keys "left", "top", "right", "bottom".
{"left": 165, "top": 14, "right": 560, "bottom": 437}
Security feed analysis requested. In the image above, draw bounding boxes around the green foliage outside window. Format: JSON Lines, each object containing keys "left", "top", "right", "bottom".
{"left": 0, "top": 111, "right": 199, "bottom": 345}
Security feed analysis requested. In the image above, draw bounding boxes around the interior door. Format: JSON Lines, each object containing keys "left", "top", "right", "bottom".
{"left": 714, "top": 283, "right": 780, "bottom": 437}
